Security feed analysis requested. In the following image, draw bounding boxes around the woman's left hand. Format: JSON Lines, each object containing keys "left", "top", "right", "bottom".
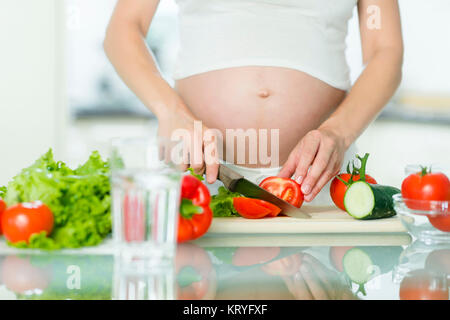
{"left": 278, "top": 127, "right": 349, "bottom": 202}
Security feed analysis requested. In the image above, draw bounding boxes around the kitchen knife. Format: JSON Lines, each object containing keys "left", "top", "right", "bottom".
{"left": 217, "top": 164, "right": 311, "bottom": 218}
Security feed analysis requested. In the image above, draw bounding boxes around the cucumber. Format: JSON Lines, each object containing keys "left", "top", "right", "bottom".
{"left": 344, "top": 181, "right": 400, "bottom": 220}
{"left": 342, "top": 246, "right": 403, "bottom": 295}
{"left": 343, "top": 248, "right": 374, "bottom": 285}
{"left": 354, "top": 246, "right": 403, "bottom": 274}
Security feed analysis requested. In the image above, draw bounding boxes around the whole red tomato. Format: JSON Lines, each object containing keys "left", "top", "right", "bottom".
{"left": 330, "top": 153, "right": 377, "bottom": 211}
{"left": 401, "top": 168, "right": 450, "bottom": 232}
{"left": 401, "top": 168, "right": 450, "bottom": 208}
{"left": 0, "top": 199, "right": 6, "bottom": 234}
{"left": 2, "top": 202, "right": 54, "bottom": 243}
{"left": 330, "top": 173, "right": 377, "bottom": 211}
{"left": 259, "top": 177, "right": 304, "bottom": 208}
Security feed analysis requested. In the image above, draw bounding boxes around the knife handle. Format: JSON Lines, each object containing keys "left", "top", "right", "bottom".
{"left": 217, "top": 164, "right": 243, "bottom": 190}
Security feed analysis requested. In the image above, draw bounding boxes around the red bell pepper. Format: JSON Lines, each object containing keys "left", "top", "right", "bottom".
{"left": 0, "top": 199, "right": 6, "bottom": 234}
{"left": 177, "top": 175, "right": 213, "bottom": 243}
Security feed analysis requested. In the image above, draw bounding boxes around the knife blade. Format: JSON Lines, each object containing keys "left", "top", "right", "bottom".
{"left": 217, "top": 164, "right": 311, "bottom": 218}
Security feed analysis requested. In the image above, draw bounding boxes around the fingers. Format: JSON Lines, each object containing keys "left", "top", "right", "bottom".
{"left": 302, "top": 254, "right": 338, "bottom": 298}
{"left": 292, "top": 132, "right": 321, "bottom": 185}
{"left": 304, "top": 153, "right": 340, "bottom": 202}
{"left": 284, "top": 274, "right": 313, "bottom": 300}
{"left": 205, "top": 163, "right": 219, "bottom": 184}
{"left": 278, "top": 153, "right": 297, "bottom": 178}
{"left": 299, "top": 262, "right": 331, "bottom": 300}
{"left": 280, "top": 129, "right": 344, "bottom": 202}
{"left": 184, "top": 129, "right": 220, "bottom": 183}
{"left": 204, "top": 130, "right": 219, "bottom": 184}
{"left": 300, "top": 136, "right": 335, "bottom": 197}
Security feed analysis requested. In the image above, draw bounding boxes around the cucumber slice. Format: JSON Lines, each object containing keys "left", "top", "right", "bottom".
{"left": 344, "top": 181, "right": 375, "bottom": 219}
{"left": 343, "top": 248, "right": 374, "bottom": 285}
{"left": 344, "top": 181, "right": 400, "bottom": 220}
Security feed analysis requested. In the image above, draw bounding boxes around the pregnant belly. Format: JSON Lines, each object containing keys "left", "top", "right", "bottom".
{"left": 175, "top": 66, "right": 346, "bottom": 168}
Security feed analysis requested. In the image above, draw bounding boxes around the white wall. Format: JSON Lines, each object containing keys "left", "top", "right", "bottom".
{"left": 346, "top": 0, "right": 450, "bottom": 95}
{"left": 0, "top": 0, "right": 66, "bottom": 185}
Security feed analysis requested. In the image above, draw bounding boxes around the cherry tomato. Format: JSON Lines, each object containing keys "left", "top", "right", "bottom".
{"left": 399, "top": 269, "right": 448, "bottom": 300}
{"left": 330, "top": 173, "right": 377, "bottom": 211}
{"left": 232, "top": 197, "right": 281, "bottom": 219}
{"left": 259, "top": 177, "right": 304, "bottom": 208}
{"left": 2, "top": 202, "right": 54, "bottom": 243}
{"left": 0, "top": 199, "right": 6, "bottom": 234}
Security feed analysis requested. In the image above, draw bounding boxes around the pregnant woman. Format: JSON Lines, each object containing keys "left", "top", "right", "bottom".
{"left": 104, "top": 0, "right": 403, "bottom": 204}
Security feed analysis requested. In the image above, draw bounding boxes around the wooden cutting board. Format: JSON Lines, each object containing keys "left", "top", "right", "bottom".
{"left": 208, "top": 205, "right": 407, "bottom": 234}
{"left": 195, "top": 233, "right": 412, "bottom": 247}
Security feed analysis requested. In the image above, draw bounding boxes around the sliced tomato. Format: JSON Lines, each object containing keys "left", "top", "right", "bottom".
{"left": 330, "top": 173, "right": 377, "bottom": 211}
{"left": 232, "top": 197, "right": 281, "bottom": 219}
{"left": 259, "top": 177, "right": 304, "bottom": 208}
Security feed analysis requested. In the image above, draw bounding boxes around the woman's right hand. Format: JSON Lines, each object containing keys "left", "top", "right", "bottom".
{"left": 157, "top": 102, "right": 220, "bottom": 184}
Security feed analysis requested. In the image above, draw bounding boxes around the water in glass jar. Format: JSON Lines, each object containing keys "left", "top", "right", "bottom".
{"left": 112, "top": 167, "right": 181, "bottom": 273}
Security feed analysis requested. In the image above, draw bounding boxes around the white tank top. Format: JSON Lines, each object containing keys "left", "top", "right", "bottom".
{"left": 173, "top": 0, "right": 357, "bottom": 90}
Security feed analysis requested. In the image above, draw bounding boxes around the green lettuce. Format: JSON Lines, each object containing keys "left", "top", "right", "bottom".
{"left": 210, "top": 186, "right": 241, "bottom": 217}
{"left": 1, "top": 149, "right": 111, "bottom": 250}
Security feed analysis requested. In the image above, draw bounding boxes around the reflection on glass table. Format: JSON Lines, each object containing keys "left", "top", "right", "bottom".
{"left": 394, "top": 240, "right": 449, "bottom": 300}
{"left": 0, "top": 232, "right": 426, "bottom": 300}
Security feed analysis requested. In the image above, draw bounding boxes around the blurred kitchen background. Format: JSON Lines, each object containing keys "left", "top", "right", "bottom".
{"left": 0, "top": 0, "right": 449, "bottom": 188}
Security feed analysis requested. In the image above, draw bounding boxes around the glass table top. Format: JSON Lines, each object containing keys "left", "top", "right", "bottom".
{"left": 0, "top": 233, "right": 448, "bottom": 300}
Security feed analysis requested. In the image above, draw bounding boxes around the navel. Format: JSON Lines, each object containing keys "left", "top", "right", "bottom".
{"left": 258, "top": 89, "right": 271, "bottom": 98}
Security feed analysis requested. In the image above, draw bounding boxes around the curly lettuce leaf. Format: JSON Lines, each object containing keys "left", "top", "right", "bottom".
{"left": 187, "top": 167, "right": 204, "bottom": 181}
{"left": 0, "top": 186, "right": 6, "bottom": 199}
{"left": 4, "top": 149, "right": 111, "bottom": 250}
{"left": 210, "top": 186, "right": 241, "bottom": 217}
